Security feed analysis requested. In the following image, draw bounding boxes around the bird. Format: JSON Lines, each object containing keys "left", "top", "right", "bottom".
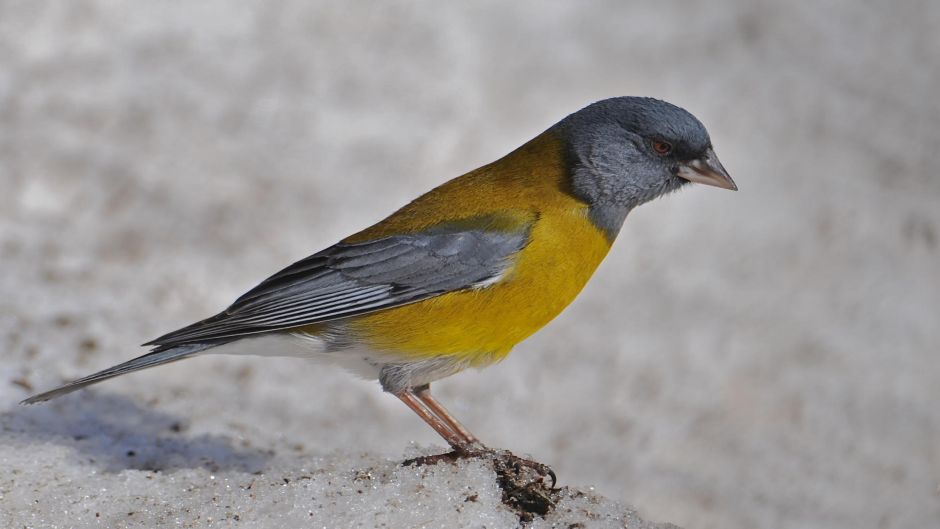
{"left": 23, "top": 96, "right": 735, "bottom": 462}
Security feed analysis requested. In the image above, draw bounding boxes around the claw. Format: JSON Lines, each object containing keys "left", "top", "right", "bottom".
{"left": 546, "top": 467, "right": 557, "bottom": 489}
{"left": 498, "top": 452, "right": 557, "bottom": 489}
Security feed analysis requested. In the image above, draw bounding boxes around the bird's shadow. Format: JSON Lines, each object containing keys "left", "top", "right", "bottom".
{"left": 2, "top": 391, "right": 271, "bottom": 473}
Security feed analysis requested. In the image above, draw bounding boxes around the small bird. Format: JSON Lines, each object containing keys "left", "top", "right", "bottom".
{"left": 24, "top": 97, "right": 735, "bottom": 459}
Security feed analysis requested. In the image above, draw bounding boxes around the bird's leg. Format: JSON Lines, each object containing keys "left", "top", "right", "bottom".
{"left": 398, "top": 386, "right": 555, "bottom": 487}
{"left": 394, "top": 390, "right": 467, "bottom": 449}
{"left": 412, "top": 384, "right": 481, "bottom": 448}
{"left": 412, "top": 386, "right": 557, "bottom": 487}
{"left": 397, "top": 385, "right": 486, "bottom": 468}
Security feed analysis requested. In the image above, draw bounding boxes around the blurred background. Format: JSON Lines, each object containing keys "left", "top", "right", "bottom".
{"left": 1, "top": 1, "right": 937, "bottom": 528}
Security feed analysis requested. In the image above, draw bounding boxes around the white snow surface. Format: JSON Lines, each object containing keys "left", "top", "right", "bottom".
{"left": 2, "top": 1, "right": 939, "bottom": 528}
{"left": 2, "top": 431, "right": 664, "bottom": 528}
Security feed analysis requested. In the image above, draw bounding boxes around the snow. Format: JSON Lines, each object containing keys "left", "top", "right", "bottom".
{"left": 1, "top": 423, "right": 665, "bottom": 528}
{"left": 2, "top": 1, "right": 939, "bottom": 528}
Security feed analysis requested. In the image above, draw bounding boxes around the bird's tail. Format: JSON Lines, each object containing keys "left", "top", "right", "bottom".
{"left": 20, "top": 343, "right": 214, "bottom": 404}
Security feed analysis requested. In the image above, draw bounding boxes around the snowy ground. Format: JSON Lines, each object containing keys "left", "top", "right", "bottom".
{"left": 2, "top": 432, "right": 668, "bottom": 529}
{"left": 1, "top": 1, "right": 938, "bottom": 528}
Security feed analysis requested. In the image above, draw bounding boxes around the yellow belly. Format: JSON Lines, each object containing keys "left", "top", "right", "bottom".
{"left": 346, "top": 206, "right": 611, "bottom": 366}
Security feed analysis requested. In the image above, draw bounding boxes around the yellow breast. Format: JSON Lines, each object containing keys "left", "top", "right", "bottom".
{"left": 340, "top": 131, "right": 613, "bottom": 366}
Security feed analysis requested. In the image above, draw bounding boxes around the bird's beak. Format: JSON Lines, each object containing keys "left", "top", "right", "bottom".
{"left": 676, "top": 148, "right": 737, "bottom": 191}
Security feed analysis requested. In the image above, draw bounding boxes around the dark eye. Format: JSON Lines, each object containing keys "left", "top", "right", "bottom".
{"left": 651, "top": 140, "right": 673, "bottom": 155}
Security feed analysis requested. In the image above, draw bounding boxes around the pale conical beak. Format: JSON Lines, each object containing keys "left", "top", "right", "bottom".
{"left": 676, "top": 148, "right": 737, "bottom": 191}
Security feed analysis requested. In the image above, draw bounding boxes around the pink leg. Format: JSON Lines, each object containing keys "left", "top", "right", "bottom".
{"left": 395, "top": 391, "right": 467, "bottom": 449}
{"left": 413, "top": 385, "right": 480, "bottom": 447}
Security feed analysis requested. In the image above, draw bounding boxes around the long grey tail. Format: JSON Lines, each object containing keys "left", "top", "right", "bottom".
{"left": 20, "top": 344, "right": 214, "bottom": 404}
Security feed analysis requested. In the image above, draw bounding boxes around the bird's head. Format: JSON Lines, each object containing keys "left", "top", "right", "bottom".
{"left": 555, "top": 96, "right": 736, "bottom": 239}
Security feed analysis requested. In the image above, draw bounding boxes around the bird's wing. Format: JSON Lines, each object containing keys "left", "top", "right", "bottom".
{"left": 144, "top": 215, "right": 532, "bottom": 348}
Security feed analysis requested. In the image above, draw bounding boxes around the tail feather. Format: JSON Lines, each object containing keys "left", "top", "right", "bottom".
{"left": 20, "top": 344, "right": 213, "bottom": 404}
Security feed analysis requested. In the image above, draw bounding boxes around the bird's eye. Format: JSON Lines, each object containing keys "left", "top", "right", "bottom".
{"left": 651, "top": 140, "right": 673, "bottom": 155}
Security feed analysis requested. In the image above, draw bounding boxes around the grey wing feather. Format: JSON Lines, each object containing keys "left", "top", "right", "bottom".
{"left": 143, "top": 224, "right": 530, "bottom": 349}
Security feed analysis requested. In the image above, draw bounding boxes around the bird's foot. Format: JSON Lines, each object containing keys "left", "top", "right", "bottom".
{"left": 400, "top": 442, "right": 484, "bottom": 468}
{"left": 401, "top": 445, "right": 556, "bottom": 489}
{"left": 401, "top": 450, "right": 462, "bottom": 467}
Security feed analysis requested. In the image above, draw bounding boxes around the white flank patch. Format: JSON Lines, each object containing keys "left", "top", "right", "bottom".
{"left": 205, "top": 332, "right": 387, "bottom": 381}
{"left": 471, "top": 268, "right": 510, "bottom": 290}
